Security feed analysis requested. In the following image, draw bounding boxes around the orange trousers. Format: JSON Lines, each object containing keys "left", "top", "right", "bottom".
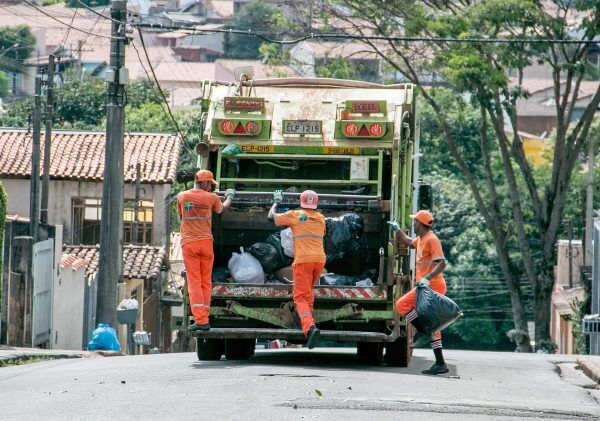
{"left": 293, "top": 262, "right": 325, "bottom": 335}
{"left": 182, "top": 239, "right": 214, "bottom": 325}
{"left": 396, "top": 279, "right": 447, "bottom": 341}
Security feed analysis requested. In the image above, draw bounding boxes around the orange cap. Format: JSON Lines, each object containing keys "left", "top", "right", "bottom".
{"left": 300, "top": 190, "right": 318, "bottom": 209}
{"left": 409, "top": 210, "right": 434, "bottom": 226}
{"left": 195, "top": 169, "right": 218, "bottom": 184}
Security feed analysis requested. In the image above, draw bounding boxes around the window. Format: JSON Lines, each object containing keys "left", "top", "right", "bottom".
{"left": 72, "top": 198, "right": 154, "bottom": 245}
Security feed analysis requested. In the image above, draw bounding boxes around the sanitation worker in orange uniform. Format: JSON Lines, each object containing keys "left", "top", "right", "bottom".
{"left": 178, "top": 170, "right": 234, "bottom": 332}
{"left": 391, "top": 210, "right": 449, "bottom": 375}
{"left": 268, "top": 189, "right": 325, "bottom": 349}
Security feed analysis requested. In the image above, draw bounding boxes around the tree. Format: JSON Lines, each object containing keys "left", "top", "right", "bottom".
{"left": 225, "top": 0, "right": 288, "bottom": 59}
{"left": 0, "top": 72, "right": 8, "bottom": 98}
{"left": 65, "top": 0, "right": 109, "bottom": 7}
{"left": 315, "top": 57, "right": 357, "bottom": 79}
{"left": 0, "top": 25, "right": 36, "bottom": 63}
{"left": 321, "top": 0, "right": 600, "bottom": 351}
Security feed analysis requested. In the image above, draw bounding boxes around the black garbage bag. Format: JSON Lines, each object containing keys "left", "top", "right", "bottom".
{"left": 319, "top": 274, "right": 360, "bottom": 286}
{"left": 324, "top": 213, "right": 369, "bottom": 276}
{"left": 212, "top": 266, "right": 230, "bottom": 283}
{"left": 247, "top": 239, "right": 292, "bottom": 274}
{"left": 416, "top": 285, "right": 462, "bottom": 335}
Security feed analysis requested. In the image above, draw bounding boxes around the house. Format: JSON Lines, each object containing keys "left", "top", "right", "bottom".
{"left": 214, "top": 59, "right": 296, "bottom": 81}
{"left": 61, "top": 244, "right": 169, "bottom": 353}
{"left": 0, "top": 129, "right": 181, "bottom": 248}
{"left": 551, "top": 284, "right": 585, "bottom": 354}
{"left": 152, "top": 61, "right": 216, "bottom": 108}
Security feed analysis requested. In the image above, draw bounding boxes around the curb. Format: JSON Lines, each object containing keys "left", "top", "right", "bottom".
{"left": 577, "top": 357, "right": 600, "bottom": 384}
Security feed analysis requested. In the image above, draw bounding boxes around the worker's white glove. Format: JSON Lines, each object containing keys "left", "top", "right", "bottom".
{"left": 224, "top": 188, "right": 235, "bottom": 199}
{"left": 273, "top": 189, "right": 284, "bottom": 204}
{"left": 387, "top": 220, "right": 401, "bottom": 232}
{"left": 417, "top": 276, "right": 431, "bottom": 288}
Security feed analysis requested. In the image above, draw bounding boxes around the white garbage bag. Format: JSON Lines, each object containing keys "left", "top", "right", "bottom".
{"left": 228, "top": 247, "right": 266, "bottom": 284}
{"left": 118, "top": 298, "right": 139, "bottom": 310}
{"left": 280, "top": 228, "right": 294, "bottom": 258}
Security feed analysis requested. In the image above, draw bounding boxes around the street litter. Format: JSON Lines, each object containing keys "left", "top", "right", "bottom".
{"left": 88, "top": 323, "right": 121, "bottom": 352}
{"left": 117, "top": 298, "right": 139, "bottom": 310}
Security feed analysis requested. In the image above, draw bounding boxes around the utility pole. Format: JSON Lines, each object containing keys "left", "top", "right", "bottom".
{"left": 133, "top": 162, "right": 141, "bottom": 244}
{"left": 97, "top": 0, "right": 128, "bottom": 329}
{"left": 585, "top": 135, "right": 595, "bottom": 266}
{"left": 29, "top": 75, "right": 42, "bottom": 242}
{"left": 77, "top": 39, "right": 83, "bottom": 80}
{"left": 41, "top": 54, "right": 54, "bottom": 225}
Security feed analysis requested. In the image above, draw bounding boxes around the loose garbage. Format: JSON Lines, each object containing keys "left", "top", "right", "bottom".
{"left": 87, "top": 323, "right": 121, "bottom": 352}
{"left": 228, "top": 247, "right": 266, "bottom": 284}
{"left": 216, "top": 212, "right": 373, "bottom": 284}
{"left": 416, "top": 285, "right": 462, "bottom": 334}
{"left": 117, "top": 298, "right": 139, "bottom": 310}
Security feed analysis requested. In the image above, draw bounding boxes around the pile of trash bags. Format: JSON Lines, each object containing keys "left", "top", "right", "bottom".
{"left": 223, "top": 212, "right": 372, "bottom": 284}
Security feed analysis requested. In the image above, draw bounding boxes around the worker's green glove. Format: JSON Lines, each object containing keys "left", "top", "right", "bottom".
{"left": 387, "top": 220, "right": 401, "bottom": 232}
{"left": 417, "top": 276, "right": 431, "bottom": 288}
{"left": 273, "top": 189, "right": 284, "bottom": 204}
{"left": 224, "top": 188, "right": 235, "bottom": 199}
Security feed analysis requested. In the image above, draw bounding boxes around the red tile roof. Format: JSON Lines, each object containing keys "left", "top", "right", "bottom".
{"left": 0, "top": 129, "right": 181, "bottom": 184}
{"left": 62, "top": 244, "right": 166, "bottom": 280}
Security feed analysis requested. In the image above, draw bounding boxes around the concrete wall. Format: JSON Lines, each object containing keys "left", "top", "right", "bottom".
{"left": 1, "top": 178, "right": 172, "bottom": 247}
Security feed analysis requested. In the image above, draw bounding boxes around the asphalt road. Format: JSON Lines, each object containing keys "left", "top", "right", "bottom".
{"left": 0, "top": 348, "right": 598, "bottom": 420}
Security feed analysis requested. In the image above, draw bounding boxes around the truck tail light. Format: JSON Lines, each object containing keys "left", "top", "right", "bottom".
{"left": 369, "top": 123, "right": 383, "bottom": 136}
{"left": 344, "top": 123, "right": 358, "bottom": 136}
{"left": 245, "top": 121, "right": 259, "bottom": 134}
{"left": 221, "top": 120, "right": 234, "bottom": 134}
{"left": 233, "top": 122, "right": 246, "bottom": 134}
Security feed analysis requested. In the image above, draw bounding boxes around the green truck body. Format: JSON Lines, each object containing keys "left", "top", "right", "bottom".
{"left": 185, "top": 77, "right": 420, "bottom": 366}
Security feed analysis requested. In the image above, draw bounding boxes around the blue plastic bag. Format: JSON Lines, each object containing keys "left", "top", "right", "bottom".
{"left": 88, "top": 323, "right": 121, "bottom": 352}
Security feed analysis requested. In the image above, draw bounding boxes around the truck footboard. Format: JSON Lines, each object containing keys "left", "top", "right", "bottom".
{"left": 191, "top": 328, "right": 393, "bottom": 343}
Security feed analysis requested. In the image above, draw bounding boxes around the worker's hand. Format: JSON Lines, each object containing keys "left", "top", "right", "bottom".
{"left": 224, "top": 188, "right": 235, "bottom": 199}
{"left": 387, "top": 220, "right": 401, "bottom": 232}
{"left": 417, "top": 276, "right": 430, "bottom": 288}
{"left": 273, "top": 189, "right": 284, "bottom": 204}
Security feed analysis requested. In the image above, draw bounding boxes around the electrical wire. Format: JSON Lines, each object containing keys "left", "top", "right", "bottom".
{"left": 73, "top": 0, "right": 122, "bottom": 25}
{"left": 20, "top": 0, "right": 117, "bottom": 40}
{"left": 132, "top": 21, "right": 600, "bottom": 46}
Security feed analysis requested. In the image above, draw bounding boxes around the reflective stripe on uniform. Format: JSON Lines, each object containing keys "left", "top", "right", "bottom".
{"left": 298, "top": 311, "right": 312, "bottom": 318}
{"left": 191, "top": 303, "right": 209, "bottom": 308}
{"left": 182, "top": 216, "right": 212, "bottom": 221}
{"left": 416, "top": 259, "right": 444, "bottom": 265}
{"left": 293, "top": 234, "right": 324, "bottom": 240}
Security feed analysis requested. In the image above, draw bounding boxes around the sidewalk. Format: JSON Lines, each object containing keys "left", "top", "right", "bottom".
{"left": 577, "top": 355, "right": 600, "bottom": 383}
{"left": 0, "top": 345, "right": 100, "bottom": 366}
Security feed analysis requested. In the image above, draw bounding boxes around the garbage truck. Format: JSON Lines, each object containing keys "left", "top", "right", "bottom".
{"left": 183, "top": 75, "right": 426, "bottom": 366}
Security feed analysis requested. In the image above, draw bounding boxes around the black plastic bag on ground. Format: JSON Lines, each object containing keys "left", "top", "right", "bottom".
{"left": 247, "top": 238, "right": 292, "bottom": 274}
{"left": 416, "top": 285, "right": 462, "bottom": 335}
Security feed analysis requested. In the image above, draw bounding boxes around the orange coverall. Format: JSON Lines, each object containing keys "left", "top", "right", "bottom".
{"left": 274, "top": 209, "right": 326, "bottom": 335}
{"left": 396, "top": 230, "right": 446, "bottom": 341}
{"left": 177, "top": 189, "right": 223, "bottom": 325}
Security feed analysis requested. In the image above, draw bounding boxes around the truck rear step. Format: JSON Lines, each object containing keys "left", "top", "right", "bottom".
{"left": 191, "top": 328, "right": 390, "bottom": 342}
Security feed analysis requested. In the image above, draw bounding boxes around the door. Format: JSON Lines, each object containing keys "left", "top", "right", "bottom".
{"left": 32, "top": 239, "right": 54, "bottom": 347}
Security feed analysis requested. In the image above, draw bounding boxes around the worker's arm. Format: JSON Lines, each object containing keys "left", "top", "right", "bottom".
{"left": 418, "top": 259, "right": 446, "bottom": 287}
{"left": 215, "top": 189, "right": 235, "bottom": 214}
{"left": 268, "top": 190, "right": 284, "bottom": 222}
{"left": 387, "top": 220, "right": 416, "bottom": 248}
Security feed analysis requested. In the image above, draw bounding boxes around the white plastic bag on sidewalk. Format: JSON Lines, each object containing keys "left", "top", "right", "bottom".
{"left": 228, "top": 247, "right": 266, "bottom": 284}
{"left": 280, "top": 228, "right": 294, "bottom": 258}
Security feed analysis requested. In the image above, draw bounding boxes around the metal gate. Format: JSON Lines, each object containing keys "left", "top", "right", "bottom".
{"left": 32, "top": 239, "right": 54, "bottom": 347}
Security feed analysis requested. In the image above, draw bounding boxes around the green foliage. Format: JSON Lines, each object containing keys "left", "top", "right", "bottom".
{"left": 0, "top": 25, "right": 36, "bottom": 63}
{"left": 225, "top": 0, "right": 288, "bottom": 59}
{"left": 0, "top": 183, "right": 5, "bottom": 302}
{"left": 42, "top": 0, "right": 62, "bottom": 5}
{"left": 124, "top": 102, "right": 171, "bottom": 133}
{"left": 0, "top": 71, "right": 8, "bottom": 98}
{"left": 315, "top": 57, "right": 357, "bottom": 80}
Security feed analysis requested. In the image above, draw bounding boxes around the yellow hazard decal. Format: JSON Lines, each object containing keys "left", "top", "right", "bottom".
{"left": 240, "top": 144, "right": 275, "bottom": 153}
{"left": 323, "top": 146, "right": 360, "bottom": 155}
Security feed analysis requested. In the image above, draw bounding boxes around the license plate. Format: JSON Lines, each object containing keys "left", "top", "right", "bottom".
{"left": 323, "top": 147, "right": 360, "bottom": 155}
{"left": 240, "top": 144, "right": 275, "bottom": 153}
{"left": 283, "top": 120, "right": 322, "bottom": 135}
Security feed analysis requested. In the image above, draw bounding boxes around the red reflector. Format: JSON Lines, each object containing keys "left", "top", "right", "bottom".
{"left": 344, "top": 123, "right": 358, "bottom": 136}
{"left": 221, "top": 120, "right": 234, "bottom": 134}
{"left": 245, "top": 121, "right": 259, "bottom": 134}
{"left": 358, "top": 125, "right": 370, "bottom": 136}
{"left": 369, "top": 123, "right": 383, "bottom": 136}
{"left": 233, "top": 122, "right": 246, "bottom": 134}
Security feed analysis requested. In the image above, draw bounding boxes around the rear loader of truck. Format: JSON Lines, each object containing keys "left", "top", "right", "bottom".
{"left": 184, "top": 76, "right": 421, "bottom": 366}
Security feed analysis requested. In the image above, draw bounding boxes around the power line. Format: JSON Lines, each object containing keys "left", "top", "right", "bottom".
{"left": 73, "top": 0, "right": 122, "bottom": 25}
{"left": 20, "top": 0, "right": 116, "bottom": 40}
{"left": 132, "top": 21, "right": 600, "bottom": 46}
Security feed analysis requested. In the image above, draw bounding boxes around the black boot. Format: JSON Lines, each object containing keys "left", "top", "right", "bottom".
{"left": 189, "top": 323, "right": 210, "bottom": 332}
{"left": 306, "top": 325, "right": 320, "bottom": 349}
{"left": 422, "top": 343, "right": 448, "bottom": 375}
